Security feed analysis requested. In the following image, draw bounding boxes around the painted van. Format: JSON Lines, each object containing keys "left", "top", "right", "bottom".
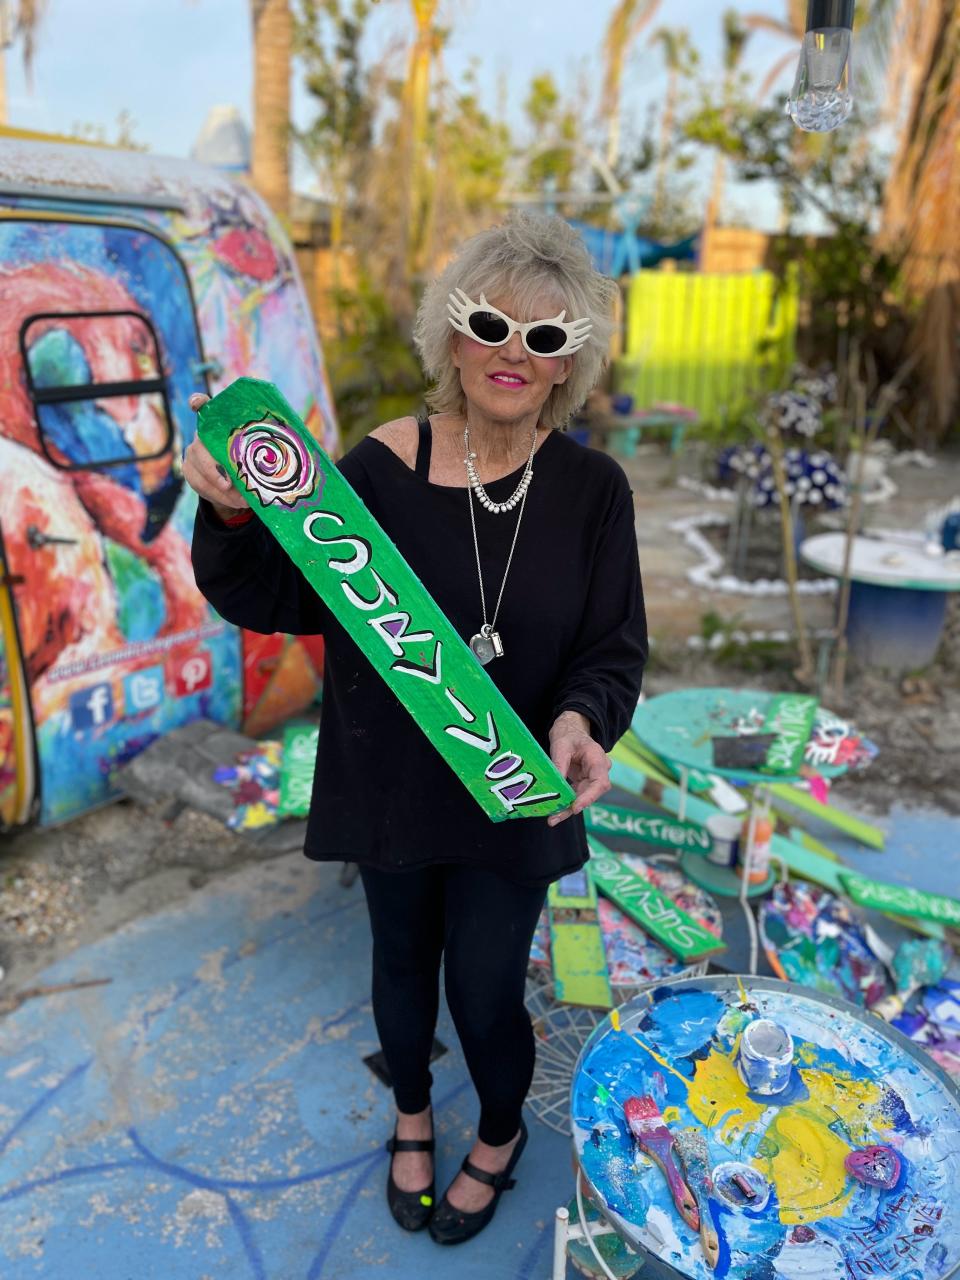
{"left": 0, "top": 137, "right": 337, "bottom": 829}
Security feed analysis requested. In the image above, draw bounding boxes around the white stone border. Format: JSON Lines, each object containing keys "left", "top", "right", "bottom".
{"left": 670, "top": 512, "right": 838, "bottom": 597}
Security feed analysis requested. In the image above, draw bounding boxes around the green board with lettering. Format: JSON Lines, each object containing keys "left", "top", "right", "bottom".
{"left": 761, "top": 694, "right": 819, "bottom": 775}
{"left": 198, "top": 379, "right": 574, "bottom": 823}
{"left": 840, "top": 871, "right": 960, "bottom": 929}
{"left": 278, "top": 722, "right": 319, "bottom": 818}
{"left": 547, "top": 868, "right": 613, "bottom": 1009}
{"left": 587, "top": 836, "right": 726, "bottom": 962}
{"left": 586, "top": 802, "right": 712, "bottom": 854}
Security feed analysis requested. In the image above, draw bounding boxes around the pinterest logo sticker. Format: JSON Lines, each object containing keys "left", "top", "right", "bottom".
{"left": 172, "top": 650, "right": 213, "bottom": 698}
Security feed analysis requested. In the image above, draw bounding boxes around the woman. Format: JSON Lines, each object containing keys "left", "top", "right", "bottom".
{"left": 185, "top": 212, "right": 647, "bottom": 1245}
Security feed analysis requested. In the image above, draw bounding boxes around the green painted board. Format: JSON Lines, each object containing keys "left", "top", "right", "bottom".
{"left": 609, "top": 746, "right": 946, "bottom": 942}
{"left": 587, "top": 835, "right": 726, "bottom": 962}
{"left": 547, "top": 868, "right": 613, "bottom": 1008}
{"left": 840, "top": 872, "right": 960, "bottom": 930}
{"left": 278, "top": 722, "right": 318, "bottom": 818}
{"left": 761, "top": 694, "right": 819, "bottom": 775}
{"left": 767, "top": 781, "right": 886, "bottom": 850}
{"left": 198, "top": 379, "right": 574, "bottom": 824}
{"left": 585, "top": 802, "right": 712, "bottom": 855}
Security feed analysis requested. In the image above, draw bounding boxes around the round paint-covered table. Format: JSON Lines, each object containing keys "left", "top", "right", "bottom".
{"left": 571, "top": 975, "right": 960, "bottom": 1280}
{"left": 801, "top": 531, "right": 960, "bottom": 668}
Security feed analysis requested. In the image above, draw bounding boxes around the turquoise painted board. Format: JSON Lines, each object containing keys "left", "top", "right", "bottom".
{"left": 608, "top": 748, "right": 946, "bottom": 941}
{"left": 197, "top": 379, "right": 574, "bottom": 823}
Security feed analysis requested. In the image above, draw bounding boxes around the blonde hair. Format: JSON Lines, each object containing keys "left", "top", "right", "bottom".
{"left": 414, "top": 211, "right": 617, "bottom": 430}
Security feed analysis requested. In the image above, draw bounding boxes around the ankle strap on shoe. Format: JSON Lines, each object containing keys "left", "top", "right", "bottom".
{"left": 386, "top": 1136, "right": 436, "bottom": 1154}
{"left": 461, "top": 1156, "right": 516, "bottom": 1192}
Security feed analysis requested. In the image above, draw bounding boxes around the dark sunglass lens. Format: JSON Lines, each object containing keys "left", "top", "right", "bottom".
{"left": 525, "top": 324, "right": 566, "bottom": 354}
{"left": 469, "top": 311, "right": 510, "bottom": 344}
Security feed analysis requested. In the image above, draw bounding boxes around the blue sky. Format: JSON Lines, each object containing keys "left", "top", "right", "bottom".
{"left": 3, "top": 0, "right": 798, "bottom": 229}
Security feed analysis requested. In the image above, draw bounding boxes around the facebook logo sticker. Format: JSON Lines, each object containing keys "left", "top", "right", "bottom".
{"left": 69, "top": 683, "right": 115, "bottom": 731}
{"left": 123, "top": 666, "right": 165, "bottom": 715}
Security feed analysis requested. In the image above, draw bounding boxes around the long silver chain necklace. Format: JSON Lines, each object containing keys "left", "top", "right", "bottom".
{"left": 464, "top": 423, "right": 537, "bottom": 664}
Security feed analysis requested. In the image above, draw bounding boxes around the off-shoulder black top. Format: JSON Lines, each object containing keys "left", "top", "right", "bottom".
{"left": 191, "top": 423, "right": 647, "bottom": 886}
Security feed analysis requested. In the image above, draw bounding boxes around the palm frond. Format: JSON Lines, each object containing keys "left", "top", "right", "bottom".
{"left": 757, "top": 47, "right": 797, "bottom": 100}
{"left": 741, "top": 15, "right": 795, "bottom": 40}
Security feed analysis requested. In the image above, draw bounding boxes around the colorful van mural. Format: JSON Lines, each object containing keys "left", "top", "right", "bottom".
{"left": 0, "top": 138, "right": 337, "bottom": 829}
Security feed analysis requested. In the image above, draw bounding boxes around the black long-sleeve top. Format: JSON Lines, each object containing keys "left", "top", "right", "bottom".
{"left": 191, "top": 428, "right": 647, "bottom": 886}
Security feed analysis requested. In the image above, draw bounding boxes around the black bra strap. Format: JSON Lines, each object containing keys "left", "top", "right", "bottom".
{"left": 414, "top": 416, "right": 432, "bottom": 479}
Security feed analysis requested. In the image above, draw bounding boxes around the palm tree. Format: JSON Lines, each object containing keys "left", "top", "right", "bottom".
{"left": 251, "top": 0, "right": 292, "bottom": 219}
{"left": 705, "top": 10, "right": 751, "bottom": 235}
{"left": 647, "top": 26, "right": 697, "bottom": 229}
{"left": 742, "top": 0, "right": 807, "bottom": 101}
{"left": 875, "top": 2, "right": 960, "bottom": 437}
{"left": 0, "top": 0, "right": 46, "bottom": 125}
{"left": 406, "top": 0, "right": 440, "bottom": 269}
{"left": 600, "top": 0, "right": 662, "bottom": 172}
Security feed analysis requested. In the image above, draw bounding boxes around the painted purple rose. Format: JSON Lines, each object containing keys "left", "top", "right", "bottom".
{"left": 228, "top": 418, "right": 319, "bottom": 508}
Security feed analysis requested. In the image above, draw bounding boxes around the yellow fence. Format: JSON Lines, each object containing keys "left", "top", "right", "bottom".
{"left": 615, "top": 268, "right": 799, "bottom": 421}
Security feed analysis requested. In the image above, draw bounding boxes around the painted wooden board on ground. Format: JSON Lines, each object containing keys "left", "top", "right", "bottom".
{"left": 840, "top": 872, "right": 960, "bottom": 930}
{"left": 278, "top": 722, "right": 319, "bottom": 817}
{"left": 609, "top": 745, "right": 946, "bottom": 942}
{"left": 768, "top": 781, "right": 886, "bottom": 850}
{"left": 619, "top": 734, "right": 840, "bottom": 863}
{"left": 585, "top": 802, "right": 712, "bottom": 855}
{"left": 587, "top": 835, "right": 726, "bottom": 962}
{"left": 198, "top": 379, "right": 574, "bottom": 824}
{"left": 626, "top": 727, "right": 748, "bottom": 814}
{"left": 547, "top": 868, "right": 613, "bottom": 1008}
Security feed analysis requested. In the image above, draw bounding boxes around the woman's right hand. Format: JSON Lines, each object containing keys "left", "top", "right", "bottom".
{"left": 182, "top": 392, "right": 249, "bottom": 522}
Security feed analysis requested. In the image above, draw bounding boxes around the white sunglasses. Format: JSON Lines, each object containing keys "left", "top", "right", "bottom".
{"left": 447, "top": 290, "right": 592, "bottom": 357}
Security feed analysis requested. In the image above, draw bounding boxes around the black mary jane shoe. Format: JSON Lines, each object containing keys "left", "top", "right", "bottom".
{"left": 385, "top": 1130, "right": 436, "bottom": 1232}
{"left": 428, "top": 1119, "right": 528, "bottom": 1246}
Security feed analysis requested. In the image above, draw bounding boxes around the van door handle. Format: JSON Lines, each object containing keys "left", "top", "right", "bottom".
{"left": 26, "top": 524, "right": 79, "bottom": 551}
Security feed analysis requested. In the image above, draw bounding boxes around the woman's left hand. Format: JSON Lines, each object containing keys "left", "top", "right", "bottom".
{"left": 546, "top": 710, "right": 611, "bottom": 827}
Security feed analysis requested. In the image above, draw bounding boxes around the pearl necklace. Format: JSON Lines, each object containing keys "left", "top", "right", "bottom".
{"left": 463, "top": 424, "right": 537, "bottom": 514}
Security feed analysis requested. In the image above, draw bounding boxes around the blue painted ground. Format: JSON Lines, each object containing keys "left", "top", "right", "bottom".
{"left": 0, "top": 857, "right": 573, "bottom": 1279}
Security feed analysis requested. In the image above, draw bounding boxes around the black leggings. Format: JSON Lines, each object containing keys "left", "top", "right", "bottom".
{"left": 360, "top": 863, "right": 547, "bottom": 1146}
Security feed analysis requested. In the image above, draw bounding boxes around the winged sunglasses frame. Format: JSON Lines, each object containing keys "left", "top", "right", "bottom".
{"left": 447, "top": 289, "right": 592, "bottom": 358}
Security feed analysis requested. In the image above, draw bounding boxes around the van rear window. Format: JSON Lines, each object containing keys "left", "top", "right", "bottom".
{"left": 20, "top": 310, "right": 174, "bottom": 472}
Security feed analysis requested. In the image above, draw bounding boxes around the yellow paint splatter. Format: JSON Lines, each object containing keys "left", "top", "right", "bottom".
{"left": 610, "top": 1009, "right": 621, "bottom": 1032}
{"left": 762, "top": 1110, "right": 853, "bottom": 1224}
{"left": 662, "top": 1106, "right": 682, "bottom": 1125}
{"left": 686, "top": 1046, "right": 766, "bottom": 1141}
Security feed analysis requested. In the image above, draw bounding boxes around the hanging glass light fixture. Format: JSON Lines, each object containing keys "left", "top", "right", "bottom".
{"left": 786, "top": 0, "right": 855, "bottom": 132}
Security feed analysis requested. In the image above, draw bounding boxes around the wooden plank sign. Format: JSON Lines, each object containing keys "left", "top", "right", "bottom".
{"left": 587, "top": 836, "right": 726, "bottom": 962}
{"left": 585, "top": 802, "right": 712, "bottom": 855}
{"left": 198, "top": 379, "right": 574, "bottom": 823}
{"left": 840, "top": 871, "right": 960, "bottom": 930}
{"left": 761, "top": 693, "right": 819, "bottom": 775}
{"left": 278, "top": 722, "right": 319, "bottom": 818}
{"left": 547, "top": 867, "right": 613, "bottom": 1009}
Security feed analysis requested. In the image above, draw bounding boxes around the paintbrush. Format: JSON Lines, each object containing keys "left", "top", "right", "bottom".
{"left": 623, "top": 1095, "right": 699, "bottom": 1232}
{"left": 675, "top": 1129, "right": 720, "bottom": 1270}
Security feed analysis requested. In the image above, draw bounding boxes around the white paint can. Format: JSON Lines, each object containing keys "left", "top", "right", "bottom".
{"left": 705, "top": 812, "right": 740, "bottom": 867}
